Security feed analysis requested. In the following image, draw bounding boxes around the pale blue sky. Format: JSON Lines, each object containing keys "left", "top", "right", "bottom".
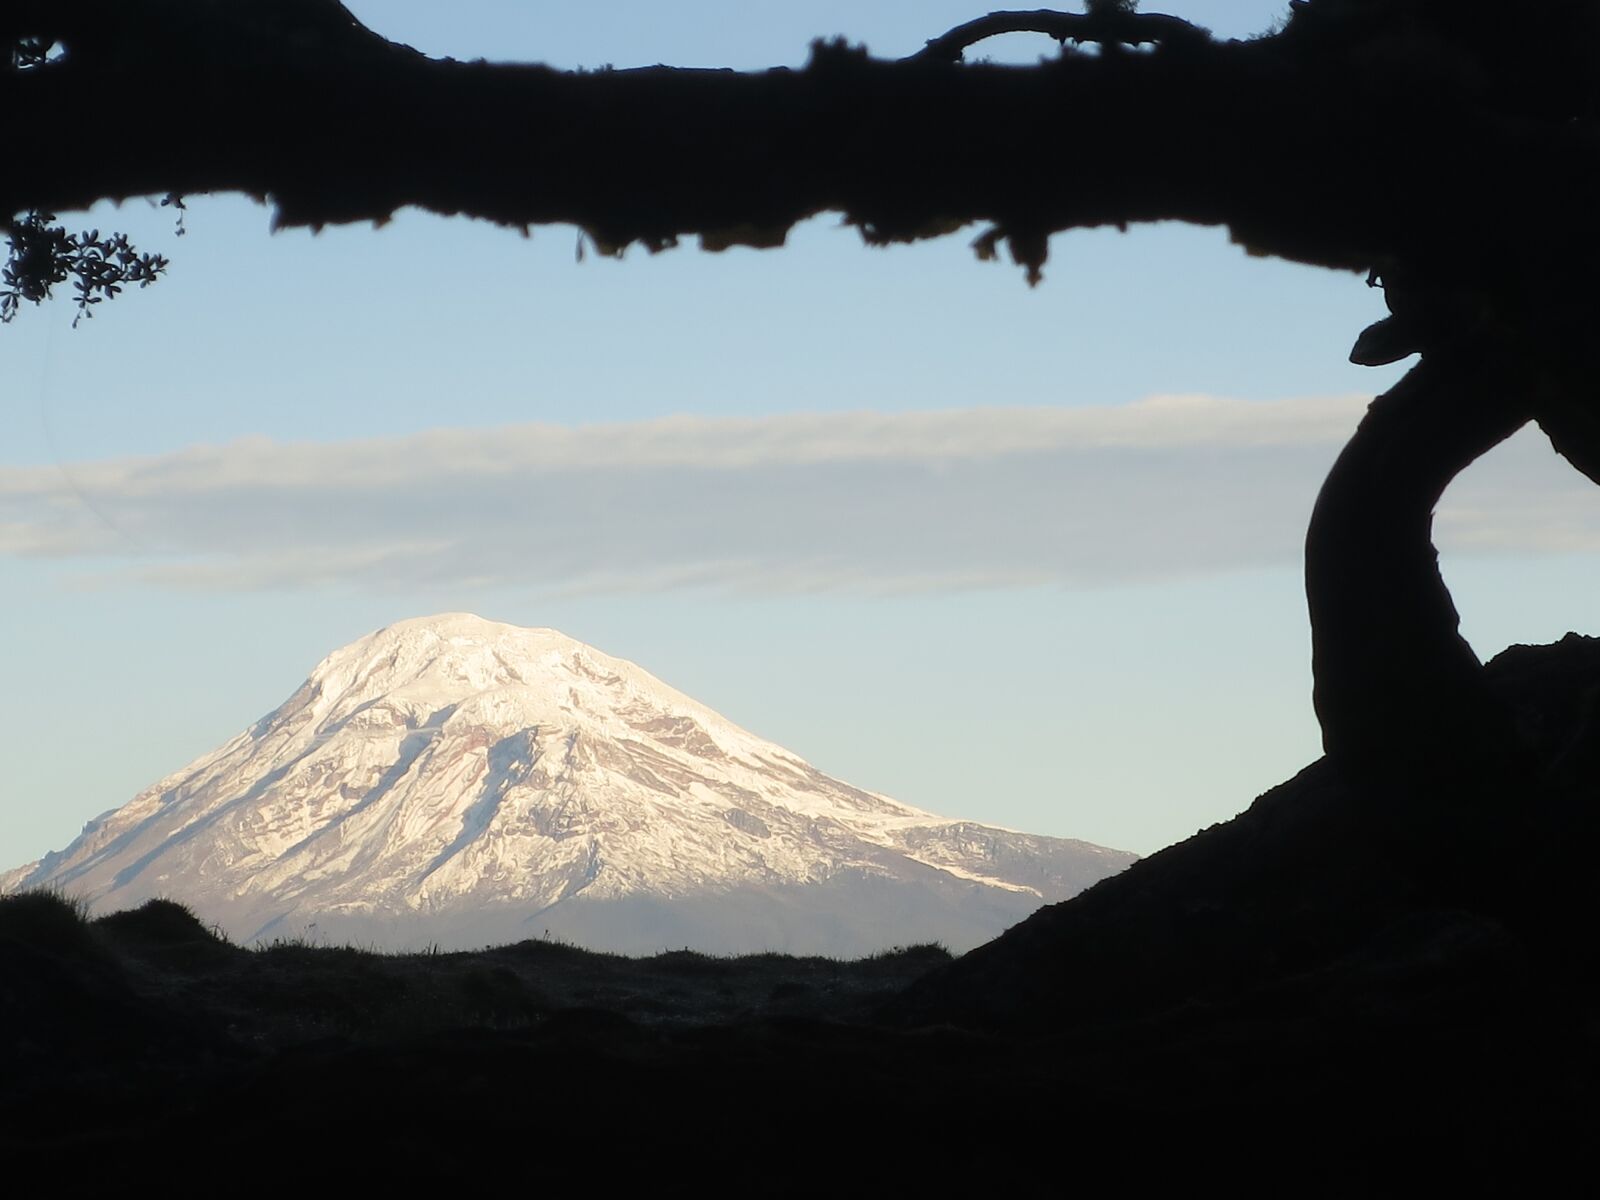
{"left": 5, "top": 1, "right": 1599, "bottom": 866}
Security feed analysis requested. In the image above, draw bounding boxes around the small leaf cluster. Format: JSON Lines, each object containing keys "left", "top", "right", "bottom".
{"left": 1, "top": 211, "right": 169, "bottom": 326}
{"left": 8, "top": 35, "right": 66, "bottom": 71}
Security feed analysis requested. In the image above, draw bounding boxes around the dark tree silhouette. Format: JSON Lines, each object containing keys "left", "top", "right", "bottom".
{"left": 6, "top": 0, "right": 1599, "bottom": 786}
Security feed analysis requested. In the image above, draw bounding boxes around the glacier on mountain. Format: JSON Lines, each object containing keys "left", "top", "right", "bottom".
{"left": 2, "top": 614, "right": 1134, "bottom": 955}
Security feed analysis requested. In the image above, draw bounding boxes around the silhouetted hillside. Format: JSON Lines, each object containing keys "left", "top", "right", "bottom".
{"left": 894, "top": 634, "right": 1600, "bottom": 1032}
{"left": 9, "top": 637, "right": 1600, "bottom": 1190}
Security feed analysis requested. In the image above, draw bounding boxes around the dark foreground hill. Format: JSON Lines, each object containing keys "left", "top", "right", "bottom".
{"left": 8, "top": 637, "right": 1600, "bottom": 1191}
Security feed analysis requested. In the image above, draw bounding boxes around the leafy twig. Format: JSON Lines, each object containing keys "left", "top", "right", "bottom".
{"left": 1, "top": 211, "right": 169, "bottom": 326}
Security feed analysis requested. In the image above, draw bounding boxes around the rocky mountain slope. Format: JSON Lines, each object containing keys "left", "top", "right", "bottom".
{"left": 3, "top": 614, "right": 1132, "bottom": 954}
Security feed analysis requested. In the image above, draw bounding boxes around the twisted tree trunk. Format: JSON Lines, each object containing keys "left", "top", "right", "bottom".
{"left": 1306, "top": 355, "right": 1530, "bottom": 781}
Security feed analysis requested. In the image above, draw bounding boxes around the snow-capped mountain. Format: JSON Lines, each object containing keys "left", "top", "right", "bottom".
{"left": 3, "top": 614, "right": 1134, "bottom": 955}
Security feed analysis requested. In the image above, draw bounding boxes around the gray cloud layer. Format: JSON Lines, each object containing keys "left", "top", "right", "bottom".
{"left": 4, "top": 395, "right": 1596, "bottom": 594}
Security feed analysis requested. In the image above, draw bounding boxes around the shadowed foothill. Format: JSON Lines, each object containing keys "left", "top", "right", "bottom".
{"left": 7, "top": 650, "right": 1597, "bottom": 1188}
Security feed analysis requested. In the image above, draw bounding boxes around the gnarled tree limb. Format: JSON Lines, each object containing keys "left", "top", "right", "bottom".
{"left": 1306, "top": 353, "right": 1532, "bottom": 780}
{"left": 3, "top": 0, "right": 1597, "bottom": 319}
{"left": 907, "top": 7, "right": 1210, "bottom": 63}
{"left": 8, "top": 0, "right": 1600, "bottom": 782}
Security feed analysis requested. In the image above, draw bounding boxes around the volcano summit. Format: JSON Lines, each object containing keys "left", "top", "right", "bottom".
{"left": 4, "top": 614, "right": 1132, "bottom": 954}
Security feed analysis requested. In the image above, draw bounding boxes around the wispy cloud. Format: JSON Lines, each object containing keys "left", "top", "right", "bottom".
{"left": 3, "top": 395, "right": 1595, "bottom": 595}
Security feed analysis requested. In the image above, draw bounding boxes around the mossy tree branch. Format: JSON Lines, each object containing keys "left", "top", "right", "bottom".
{"left": 2, "top": 0, "right": 1596, "bottom": 312}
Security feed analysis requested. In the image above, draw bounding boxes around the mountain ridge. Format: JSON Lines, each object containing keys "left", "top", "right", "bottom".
{"left": 4, "top": 613, "right": 1132, "bottom": 954}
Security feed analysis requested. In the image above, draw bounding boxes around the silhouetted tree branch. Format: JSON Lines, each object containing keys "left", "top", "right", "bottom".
{"left": 5, "top": 0, "right": 1600, "bottom": 784}
{"left": 4, "top": 0, "right": 1595, "bottom": 293}
{"left": 907, "top": 6, "right": 1210, "bottom": 63}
